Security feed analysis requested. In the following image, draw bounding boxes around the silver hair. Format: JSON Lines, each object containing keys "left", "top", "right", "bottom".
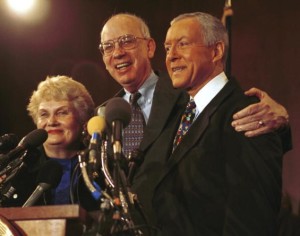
{"left": 171, "top": 12, "right": 229, "bottom": 65}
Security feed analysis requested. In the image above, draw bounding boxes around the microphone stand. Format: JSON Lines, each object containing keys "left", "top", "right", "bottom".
{"left": 110, "top": 141, "right": 144, "bottom": 236}
{"left": 81, "top": 124, "right": 148, "bottom": 235}
{"left": 101, "top": 139, "right": 114, "bottom": 188}
{"left": 0, "top": 158, "right": 26, "bottom": 206}
{"left": 78, "top": 150, "right": 102, "bottom": 201}
{"left": 0, "top": 156, "right": 24, "bottom": 180}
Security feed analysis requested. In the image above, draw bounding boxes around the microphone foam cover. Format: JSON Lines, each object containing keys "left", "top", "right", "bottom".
{"left": 21, "top": 129, "right": 48, "bottom": 148}
{"left": 105, "top": 97, "right": 132, "bottom": 128}
{"left": 87, "top": 116, "right": 106, "bottom": 135}
{"left": 37, "top": 160, "right": 63, "bottom": 189}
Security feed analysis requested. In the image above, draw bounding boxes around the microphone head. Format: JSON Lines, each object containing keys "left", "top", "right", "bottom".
{"left": 105, "top": 97, "right": 131, "bottom": 128}
{"left": 37, "top": 160, "right": 63, "bottom": 189}
{"left": 87, "top": 116, "right": 106, "bottom": 136}
{"left": 20, "top": 129, "right": 48, "bottom": 149}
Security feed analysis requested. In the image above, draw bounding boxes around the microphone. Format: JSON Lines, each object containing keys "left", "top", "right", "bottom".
{"left": 0, "top": 129, "right": 48, "bottom": 168}
{"left": 105, "top": 97, "right": 131, "bottom": 157}
{"left": 0, "top": 133, "right": 19, "bottom": 154}
{"left": 0, "top": 148, "right": 42, "bottom": 205}
{"left": 96, "top": 106, "right": 106, "bottom": 118}
{"left": 0, "top": 162, "right": 27, "bottom": 205}
{"left": 87, "top": 115, "right": 106, "bottom": 174}
{"left": 87, "top": 115, "right": 106, "bottom": 140}
{"left": 22, "top": 160, "right": 63, "bottom": 207}
{"left": 94, "top": 106, "right": 107, "bottom": 143}
{"left": 1, "top": 184, "right": 18, "bottom": 204}
{"left": 0, "top": 155, "right": 24, "bottom": 178}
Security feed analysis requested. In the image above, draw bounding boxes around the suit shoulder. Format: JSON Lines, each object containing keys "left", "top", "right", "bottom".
{"left": 221, "top": 79, "right": 260, "bottom": 111}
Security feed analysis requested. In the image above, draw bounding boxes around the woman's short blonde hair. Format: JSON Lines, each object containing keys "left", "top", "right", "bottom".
{"left": 27, "top": 75, "right": 95, "bottom": 125}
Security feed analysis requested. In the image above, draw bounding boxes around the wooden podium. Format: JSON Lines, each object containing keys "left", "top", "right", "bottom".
{"left": 0, "top": 204, "right": 92, "bottom": 236}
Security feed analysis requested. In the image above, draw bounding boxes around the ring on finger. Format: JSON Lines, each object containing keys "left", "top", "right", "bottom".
{"left": 258, "top": 120, "right": 265, "bottom": 127}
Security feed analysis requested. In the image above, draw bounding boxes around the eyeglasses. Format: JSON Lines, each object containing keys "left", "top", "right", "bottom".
{"left": 99, "top": 34, "right": 148, "bottom": 56}
{"left": 164, "top": 41, "right": 208, "bottom": 54}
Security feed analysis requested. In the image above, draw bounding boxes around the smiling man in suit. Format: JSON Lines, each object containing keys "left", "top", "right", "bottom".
{"left": 98, "top": 13, "right": 289, "bottom": 235}
{"left": 98, "top": 13, "right": 290, "bottom": 160}
{"left": 132, "top": 12, "right": 284, "bottom": 235}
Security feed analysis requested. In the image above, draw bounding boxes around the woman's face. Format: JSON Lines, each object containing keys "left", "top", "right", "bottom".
{"left": 36, "top": 100, "right": 82, "bottom": 150}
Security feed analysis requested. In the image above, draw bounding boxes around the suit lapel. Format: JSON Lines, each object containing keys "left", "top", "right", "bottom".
{"left": 157, "top": 80, "right": 236, "bottom": 184}
{"left": 139, "top": 78, "right": 188, "bottom": 152}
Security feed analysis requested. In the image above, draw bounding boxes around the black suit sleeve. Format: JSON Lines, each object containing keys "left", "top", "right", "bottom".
{"left": 276, "top": 125, "right": 293, "bottom": 153}
{"left": 222, "top": 124, "right": 283, "bottom": 235}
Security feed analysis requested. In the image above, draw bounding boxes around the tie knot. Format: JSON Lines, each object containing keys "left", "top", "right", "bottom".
{"left": 130, "top": 92, "right": 142, "bottom": 105}
{"left": 186, "top": 99, "right": 196, "bottom": 111}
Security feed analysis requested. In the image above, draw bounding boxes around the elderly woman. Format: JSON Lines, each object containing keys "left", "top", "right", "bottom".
{"left": 3, "top": 75, "right": 99, "bottom": 211}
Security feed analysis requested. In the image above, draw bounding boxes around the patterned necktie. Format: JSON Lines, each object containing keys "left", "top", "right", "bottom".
{"left": 123, "top": 92, "right": 145, "bottom": 158}
{"left": 173, "top": 99, "right": 196, "bottom": 152}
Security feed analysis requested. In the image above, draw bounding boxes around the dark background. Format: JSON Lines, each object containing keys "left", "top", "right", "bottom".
{"left": 0, "top": 0, "right": 299, "bottom": 212}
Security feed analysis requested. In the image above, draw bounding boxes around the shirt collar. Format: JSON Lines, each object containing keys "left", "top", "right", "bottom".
{"left": 193, "top": 72, "right": 228, "bottom": 115}
{"left": 124, "top": 70, "right": 158, "bottom": 107}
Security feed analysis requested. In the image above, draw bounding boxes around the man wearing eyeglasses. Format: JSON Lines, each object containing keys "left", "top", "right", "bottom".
{"left": 97, "top": 13, "right": 291, "bottom": 233}
{"left": 99, "top": 13, "right": 188, "bottom": 162}
{"left": 99, "top": 13, "right": 290, "bottom": 148}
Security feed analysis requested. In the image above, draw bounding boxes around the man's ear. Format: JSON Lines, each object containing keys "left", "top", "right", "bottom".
{"left": 147, "top": 38, "right": 156, "bottom": 59}
{"left": 212, "top": 41, "right": 225, "bottom": 63}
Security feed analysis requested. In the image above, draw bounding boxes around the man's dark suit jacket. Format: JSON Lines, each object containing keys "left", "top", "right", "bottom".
{"left": 132, "top": 78, "right": 283, "bottom": 236}
{"left": 96, "top": 75, "right": 188, "bottom": 229}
